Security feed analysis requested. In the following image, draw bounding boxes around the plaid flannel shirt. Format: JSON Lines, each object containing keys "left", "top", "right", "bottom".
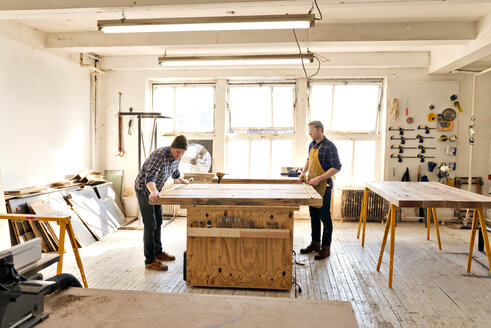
{"left": 308, "top": 136, "right": 342, "bottom": 187}
{"left": 135, "top": 146, "right": 181, "bottom": 192}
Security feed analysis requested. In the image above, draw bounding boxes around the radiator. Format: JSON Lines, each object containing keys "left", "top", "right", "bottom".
{"left": 340, "top": 188, "right": 389, "bottom": 221}
{"left": 161, "top": 184, "right": 178, "bottom": 218}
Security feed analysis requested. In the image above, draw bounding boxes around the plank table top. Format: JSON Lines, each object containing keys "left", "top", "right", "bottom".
{"left": 154, "top": 183, "right": 322, "bottom": 207}
{"left": 366, "top": 181, "right": 491, "bottom": 208}
{"left": 211, "top": 175, "right": 301, "bottom": 184}
{"left": 39, "top": 288, "right": 358, "bottom": 328}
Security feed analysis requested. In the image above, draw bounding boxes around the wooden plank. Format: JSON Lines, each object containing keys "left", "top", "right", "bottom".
{"left": 212, "top": 176, "right": 301, "bottom": 184}
{"left": 67, "top": 189, "right": 120, "bottom": 240}
{"left": 40, "top": 288, "right": 358, "bottom": 328}
{"left": 155, "top": 183, "right": 322, "bottom": 207}
{"left": 28, "top": 197, "right": 96, "bottom": 247}
{"left": 366, "top": 182, "right": 491, "bottom": 208}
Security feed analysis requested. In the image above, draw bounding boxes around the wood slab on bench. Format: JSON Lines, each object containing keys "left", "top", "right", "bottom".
{"left": 40, "top": 288, "right": 358, "bottom": 328}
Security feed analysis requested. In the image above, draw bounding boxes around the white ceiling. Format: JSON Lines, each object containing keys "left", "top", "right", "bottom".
{"left": 1, "top": 0, "right": 491, "bottom": 73}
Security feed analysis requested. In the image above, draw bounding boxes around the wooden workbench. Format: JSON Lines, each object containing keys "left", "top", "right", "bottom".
{"left": 39, "top": 288, "right": 358, "bottom": 328}
{"left": 155, "top": 184, "right": 321, "bottom": 290}
{"left": 357, "top": 181, "right": 491, "bottom": 288}
{"left": 211, "top": 175, "right": 301, "bottom": 184}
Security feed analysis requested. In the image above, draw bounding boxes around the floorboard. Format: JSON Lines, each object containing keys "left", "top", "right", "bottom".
{"left": 39, "top": 218, "right": 491, "bottom": 327}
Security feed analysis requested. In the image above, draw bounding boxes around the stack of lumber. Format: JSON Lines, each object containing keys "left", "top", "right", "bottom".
{"left": 4, "top": 169, "right": 105, "bottom": 201}
{"left": 5, "top": 179, "right": 126, "bottom": 252}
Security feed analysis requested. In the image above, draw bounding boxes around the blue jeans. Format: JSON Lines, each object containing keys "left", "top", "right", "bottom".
{"left": 136, "top": 188, "right": 163, "bottom": 264}
{"left": 309, "top": 187, "right": 333, "bottom": 247}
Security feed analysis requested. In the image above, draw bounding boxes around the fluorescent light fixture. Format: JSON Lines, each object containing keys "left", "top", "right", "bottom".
{"left": 158, "top": 54, "right": 314, "bottom": 67}
{"left": 98, "top": 14, "right": 314, "bottom": 33}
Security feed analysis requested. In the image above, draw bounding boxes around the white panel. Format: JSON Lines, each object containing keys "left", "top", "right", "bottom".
{"left": 0, "top": 36, "right": 90, "bottom": 190}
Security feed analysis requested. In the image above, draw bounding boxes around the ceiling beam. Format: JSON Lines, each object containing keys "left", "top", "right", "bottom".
{"left": 429, "top": 12, "right": 491, "bottom": 74}
{"left": 1, "top": 0, "right": 488, "bottom": 12}
{"left": 46, "top": 21, "right": 475, "bottom": 51}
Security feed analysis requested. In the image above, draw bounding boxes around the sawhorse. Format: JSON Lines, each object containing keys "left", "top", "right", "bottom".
{"left": 0, "top": 213, "right": 88, "bottom": 288}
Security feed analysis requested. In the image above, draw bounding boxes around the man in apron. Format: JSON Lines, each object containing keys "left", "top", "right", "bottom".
{"left": 299, "top": 121, "right": 341, "bottom": 260}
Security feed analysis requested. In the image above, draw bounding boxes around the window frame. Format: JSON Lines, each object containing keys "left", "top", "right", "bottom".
{"left": 308, "top": 79, "right": 384, "bottom": 186}
{"left": 152, "top": 82, "right": 216, "bottom": 136}
{"left": 227, "top": 81, "right": 297, "bottom": 133}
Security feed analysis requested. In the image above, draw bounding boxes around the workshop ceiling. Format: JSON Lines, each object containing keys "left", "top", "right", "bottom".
{"left": 1, "top": 0, "right": 491, "bottom": 73}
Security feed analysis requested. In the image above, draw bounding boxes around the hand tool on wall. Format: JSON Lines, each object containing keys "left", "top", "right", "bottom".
{"left": 453, "top": 101, "right": 463, "bottom": 112}
{"left": 417, "top": 154, "right": 435, "bottom": 163}
{"left": 417, "top": 125, "right": 436, "bottom": 134}
{"left": 391, "top": 145, "right": 416, "bottom": 153}
{"left": 390, "top": 136, "right": 416, "bottom": 144}
{"left": 117, "top": 92, "right": 125, "bottom": 157}
{"left": 128, "top": 107, "right": 134, "bottom": 135}
{"left": 416, "top": 134, "right": 434, "bottom": 143}
{"left": 442, "top": 108, "right": 457, "bottom": 121}
{"left": 390, "top": 154, "right": 417, "bottom": 162}
{"left": 388, "top": 127, "right": 415, "bottom": 135}
{"left": 427, "top": 161, "right": 437, "bottom": 172}
{"left": 417, "top": 145, "right": 435, "bottom": 153}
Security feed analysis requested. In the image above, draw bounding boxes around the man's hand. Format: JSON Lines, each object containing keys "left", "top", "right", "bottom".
{"left": 299, "top": 171, "right": 307, "bottom": 182}
{"left": 177, "top": 177, "right": 190, "bottom": 184}
{"left": 148, "top": 191, "right": 160, "bottom": 203}
{"left": 308, "top": 176, "right": 322, "bottom": 187}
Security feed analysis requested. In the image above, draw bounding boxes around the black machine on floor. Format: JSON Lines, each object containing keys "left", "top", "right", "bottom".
{"left": 0, "top": 251, "right": 54, "bottom": 328}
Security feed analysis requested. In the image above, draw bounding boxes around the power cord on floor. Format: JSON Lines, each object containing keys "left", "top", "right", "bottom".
{"left": 292, "top": 250, "right": 303, "bottom": 297}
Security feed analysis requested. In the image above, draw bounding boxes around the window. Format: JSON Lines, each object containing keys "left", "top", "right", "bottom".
{"left": 227, "top": 138, "right": 293, "bottom": 176}
{"left": 227, "top": 83, "right": 295, "bottom": 176}
{"left": 228, "top": 84, "right": 294, "bottom": 131}
{"left": 153, "top": 84, "right": 215, "bottom": 133}
{"left": 309, "top": 81, "right": 382, "bottom": 186}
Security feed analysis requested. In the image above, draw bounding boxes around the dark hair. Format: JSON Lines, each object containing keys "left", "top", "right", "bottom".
{"left": 308, "top": 120, "right": 324, "bottom": 132}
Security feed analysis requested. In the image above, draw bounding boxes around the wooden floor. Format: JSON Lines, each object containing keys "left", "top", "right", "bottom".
{"left": 39, "top": 218, "right": 491, "bottom": 327}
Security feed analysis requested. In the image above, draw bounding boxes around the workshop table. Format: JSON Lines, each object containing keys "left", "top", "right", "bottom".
{"left": 357, "top": 181, "right": 491, "bottom": 288}
{"left": 211, "top": 175, "right": 301, "bottom": 184}
{"left": 154, "top": 183, "right": 321, "bottom": 290}
{"left": 39, "top": 288, "right": 358, "bottom": 328}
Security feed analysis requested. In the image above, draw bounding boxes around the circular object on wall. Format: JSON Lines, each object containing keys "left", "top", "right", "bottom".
{"left": 442, "top": 108, "right": 457, "bottom": 121}
{"left": 439, "top": 135, "right": 448, "bottom": 141}
{"left": 406, "top": 117, "right": 414, "bottom": 124}
{"left": 428, "top": 104, "right": 435, "bottom": 110}
{"left": 450, "top": 94, "right": 458, "bottom": 101}
{"left": 449, "top": 135, "right": 457, "bottom": 142}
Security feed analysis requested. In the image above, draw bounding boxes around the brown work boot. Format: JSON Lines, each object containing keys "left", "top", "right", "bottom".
{"left": 156, "top": 251, "right": 176, "bottom": 261}
{"left": 300, "top": 243, "right": 321, "bottom": 254}
{"left": 145, "top": 261, "right": 168, "bottom": 271}
{"left": 314, "top": 247, "right": 330, "bottom": 260}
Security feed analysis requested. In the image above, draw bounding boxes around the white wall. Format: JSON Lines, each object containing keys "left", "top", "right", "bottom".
{"left": 0, "top": 35, "right": 91, "bottom": 190}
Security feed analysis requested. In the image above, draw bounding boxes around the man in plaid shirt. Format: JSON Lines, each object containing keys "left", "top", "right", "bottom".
{"left": 135, "top": 135, "right": 190, "bottom": 270}
{"left": 299, "top": 121, "right": 341, "bottom": 260}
